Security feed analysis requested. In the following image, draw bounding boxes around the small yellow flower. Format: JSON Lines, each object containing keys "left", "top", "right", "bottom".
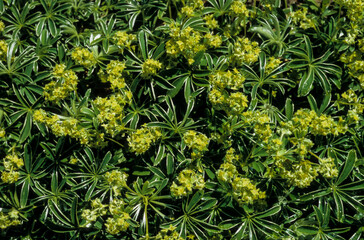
{"left": 142, "top": 59, "right": 162, "bottom": 78}
{"left": 0, "top": 40, "right": 7, "bottom": 61}
{"left": 170, "top": 169, "right": 205, "bottom": 197}
{"left": 0, "top": 21, "right": 5, "bottom": 32}
{"left": 127, "top": 124, "right": 162, "bottom": 154}
{"left": 0, "top": 128, "right": 5, "bottom": 138}
{"left": 113, "top": 31, "right": 136, "bottom": 52}
{"left": 71, "top": 47, "right": 96, "bottom": 69}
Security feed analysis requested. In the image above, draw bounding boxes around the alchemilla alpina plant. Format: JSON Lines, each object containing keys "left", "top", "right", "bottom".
{"left": 0, "top": 0, "right": 364, "bottom": 239}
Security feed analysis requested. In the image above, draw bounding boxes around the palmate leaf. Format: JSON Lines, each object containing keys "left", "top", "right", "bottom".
{"left": 220, "top": 205, "right": 282, "bottom": 239}
{"left": 243, "top": 52, "right": 295, "bottom": 99}
{"left": 250, "top": 13, "right": 291, "bottom": 56}
{"left": 162, "top": 191, "right": 220, "bottom": 239}
{"left": 297, "top": 150, "right": 364, "bottom": 223}
{"left": 288, "top": 35, "right": 342, "bottom": 96}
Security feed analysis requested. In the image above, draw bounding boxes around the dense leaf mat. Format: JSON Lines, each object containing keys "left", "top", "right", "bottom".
{"left": 0, "top": 0, "right": 364, "bottom": 239}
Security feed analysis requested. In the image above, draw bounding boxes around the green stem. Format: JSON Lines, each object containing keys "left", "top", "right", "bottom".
{"left": 309, "top": 151, "right": 323, "bottom": 161}
{"left": 104, "top": 137, "right": 124, "bottom": 147}
{"left": 124, "top": 184, "right": 139, "bottom": 196}
{"left": 144, "top": 198, "right": 149, "bottom": 239}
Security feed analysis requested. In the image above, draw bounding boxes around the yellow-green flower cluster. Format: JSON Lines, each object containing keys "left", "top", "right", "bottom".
{"left": 228, "top": 92, "right": 249, "bottom": 114}
{"left": 209, "top": 89, "right": 248, "bottom": 114}
{"left": 181, "top": 0, "right": 204, "bottom": 17}
{"left": 109, "top": 198, "right": 126, "bottom": 215}
{"left": 289, "top": 137, "right": 314, "bottom": 158}
{"left": 203, "top": 14, "right": 219, "bottom": 29}
{"left": 231, "top": 177, "right": 266, "bottom": 206}
{"left": 82, "top": 198, "right": 130, "bottom": 234}
{"left": 1, "top": 153, "right": 23, "bottom": 184}
{"left": 290, "top": 7, "right": 315, "bottom": 29}
{"left": 105, "top": 170, "right": 128, "bottom": 196}
{"left": 0, "top": 209, "right": 22, "bottom": 229}
{"left": 204, "top": 32, "right": 223, "bottom": 48}
{"left": 112, "top": 31, "right": 136, "bottom": 52}
{"left": 81, "top": 198, "right": 108, "bottom": 224}
{"left": 209, "top": 69, "right": 245, "bottom": 90}
{"left": 340, "top": 51, "right": 364, "bottom": 88}
{"left": 0, "top": 127, "right": 5, "bottom": 138}
{"left": 231, "top": 37, "right": 260, "bottom": 65}
{"left": 334, "top": 0, "right": 364, "bottom": 27}
{"left": 170, "top": 169, "right": 205, "bottom": 197}
{"left": 217, "top": 148, "right": 239, "bottom": 183}
{"left": 230, "top": 0, "right": 249, "bottom": 17}
{"left": 33, "top": 109, "right": 94, "bottom": 146}
{"left": 166, "top": 23, "right": 206, "bottom": 65}
{"left": 217, "top": 148, "right": 265, "bottom": 205}
{"left": 318, "top": 157, "right": 339, "bottom": 178}
{"left": 156, "top": 225, "right": 184, "bottom": 240}
{"left": 142, "top": 58, "right": 162, "bottom": 78}
{"left": 106, "top": 198, "right": 130, "bottom": 234}
{"left": 44, "top": 64, "right": 78, "bottom": 101}
{"left": 98, "top": 60, "right": 127, "bottom": 91}
{"left": 71, "top": 47, "right": 96, "bottom": 69}
{"left": 0, "top": 40, "right": 7, "bottom": 61}
{"left": 266, "top": 57, "right": 282, "bottom": 74}
{"left": 105, "top": 212, "right": 130, "bottom": 235}
{"left": 340, "top": 89, "right": 364, "bottom": 123}
{"left": 243, "top": 111, "right": 273, "bottom": 143}
{"left": 310, "top": 114, "right": 340, "bottom": 136}
{"left": 282, "top": 109, "right": 347, "bottom": 136}
{"left": 0, "top": 21, "right": 5, "bottom": 32}
{"left": 93, "top": 92, "right": 132, "bottom": 136}
{"left": 127, "top": 124, "right": 162, "bottom": 154}
{"left": 275, "top": 159, "right": 318, "bottom": 188}
{"left": 183, "top": 130, "right": 209, "bottom": 159}
{"left": 208, "top": 69, "right": 248, "bottom": 114}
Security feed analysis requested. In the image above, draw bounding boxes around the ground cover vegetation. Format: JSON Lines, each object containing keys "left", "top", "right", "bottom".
{"left": 0, "top": 0, "right": 363, "bottom": 239}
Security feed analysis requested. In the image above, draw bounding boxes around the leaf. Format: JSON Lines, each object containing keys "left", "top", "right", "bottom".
{"left": 153, "top": 144, "right": 165, "bottom": 166}
{"left": 284, "top": 98, "right": 294, "bottom": 120}
{"left": 186, "top": 191, "right": 203, "bottom": 213}
{"left": 255, "top": 205, "right": 281, "bottom": 219}
{"left": 138, "top": 30, "right": 148, "bottom": 60}
{"left": 338, "top": 191, "right": 364, "bottom": 214}
{"left": 319, "top": 93, "right": 332, "bottom": 114}
{"left": 333, "top": 192, "right": 344, "bottom": 222}
{"left": 339, "top": 180, "right": 364, "bottom": 191}
{"left": 24, "top": 143, "right": 32, "bottom": 172}
{"left": 298, "top": 67, "right": 314, "bottom": 96}
{"left": 20, "top": 180, "right": 30, "bottom": 208}
{"left": 166, "top": 153, "right": 174, "bottom": 175}
{"left": 296, "top": 226, "right": 318, "bottom": 235}
{"left": 148, "top": 166, "right": 166, "bottom": 179}
{"left": 219, "top": 219, "right": 241, "bottom": 230}
{"left": 19, "top": 112, "right": 32, "bottom": 143}
{"left": 70, "top": 197, "right": 78, "bottom": 226}
{"left": 97, "top": 151, "right": 112, "bottom": 173}
{"left": 336, "top": 150, "right": 356, "bottom": 185}
{"left": 48, "top": 18, "right": 57, "bottom": 37}
{"left": 298, "top": 188, "right": 331, "bottom": 202}
{"left": 307, "top": 94, "right": 318, "bottom": 112}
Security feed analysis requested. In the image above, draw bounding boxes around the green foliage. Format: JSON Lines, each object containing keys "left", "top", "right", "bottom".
{"left": 0, "top": 0, "right": 364, "bottom": 239}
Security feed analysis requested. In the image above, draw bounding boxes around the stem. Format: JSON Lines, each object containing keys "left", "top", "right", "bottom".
{"left": 124, "top": 184, "right": 139, "bottom": 195}
{"left": 168, "top": 0, "right": 172, "bottom": 19}
{"left": 104, "top": 137, "right": 124, "bottom": 147}
{"left": 309, "top": 151, "right": 323, "bottom": 161}
{"left": 244, "top": 16, "right": 247, "bottom": 36}
{"left": 144, "top": 198, "right": 149, "bottom": 239}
